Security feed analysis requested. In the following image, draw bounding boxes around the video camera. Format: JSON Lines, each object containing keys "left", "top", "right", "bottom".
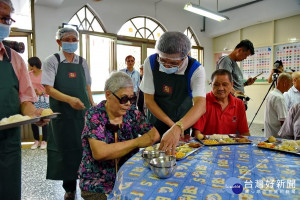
{"left": 236, "top": 95, "right": 250, "bottom": 102}
{"left": 273, "top": 60, "right": 283, "bottom": 74}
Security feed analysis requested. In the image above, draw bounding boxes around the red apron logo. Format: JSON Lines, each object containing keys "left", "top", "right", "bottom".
{"left": 162, "top": 84, "right": 172, "bottom": 94}
{"left": 68, "top": 72, "right": 77, "bottom": 78}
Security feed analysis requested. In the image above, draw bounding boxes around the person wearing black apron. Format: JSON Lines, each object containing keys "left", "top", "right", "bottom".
{"left": 139, "top": 31, "right": 206, "bottom": 155}
{"left": 42, "top": 27, "right": 94, "bottom": 200}
{"left": 0, "top": 1, "right": 48, "bottom": 199}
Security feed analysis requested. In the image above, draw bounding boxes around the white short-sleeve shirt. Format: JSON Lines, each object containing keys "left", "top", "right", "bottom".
{"left": 139, "top": 56, "right": 206, "bottom": 98}
{"left": 264, "top": 88, "right": 288, "bottom": 138}
{"left": 41, "top": 51, "right": 91, "bottom": 87}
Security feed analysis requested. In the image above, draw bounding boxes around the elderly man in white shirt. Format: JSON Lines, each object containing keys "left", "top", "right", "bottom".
{"left": 264, "top": 73, "right": 292, "bottom": 138}
{"left": 278, "top": 103, "right": 300, "bottom": 140}
{"left": 283, "top": 71, "right": 300, "bottom": 110}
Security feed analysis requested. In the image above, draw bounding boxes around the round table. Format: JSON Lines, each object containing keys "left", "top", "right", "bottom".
{"left": 108, "top": 136, "right": 300, "bottom": 200}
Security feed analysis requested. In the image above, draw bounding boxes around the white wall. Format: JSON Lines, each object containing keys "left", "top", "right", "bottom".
{"left": 213, "top": 14, "right": 300, "bottom": 125}
{"left": 34, "top": 0, "right": 214, "bottom": 89}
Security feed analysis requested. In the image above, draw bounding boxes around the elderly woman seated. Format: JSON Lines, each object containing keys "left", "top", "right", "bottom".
{"left": 78, "top": 71, "right": 160, "bottom": 200}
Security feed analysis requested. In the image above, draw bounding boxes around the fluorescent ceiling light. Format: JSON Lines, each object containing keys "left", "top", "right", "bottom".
{"left": 184, "top": 2, "right": 229, "bottom": 22}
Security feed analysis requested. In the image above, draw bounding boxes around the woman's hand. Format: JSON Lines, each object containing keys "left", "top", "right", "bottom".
{"left": 136, "top": 128, "right": 160, "bottom": 148}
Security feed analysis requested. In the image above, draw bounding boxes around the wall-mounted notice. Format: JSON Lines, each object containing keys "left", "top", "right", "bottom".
{"left": 241, "top": 46, "right": 272, "bottom": 82}
{"left": 275, "top": 43, "right": 300, "bottom": 72}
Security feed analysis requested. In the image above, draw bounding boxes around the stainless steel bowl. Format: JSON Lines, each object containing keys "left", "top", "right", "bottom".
{"left": 149, "top": 156, "right": 176, "bottom": 179}
{"left": 149, "top": 155, "right": 176, "bottom": 168}
{"left": 142, "top": 150, "right": 165, "bottom": 168}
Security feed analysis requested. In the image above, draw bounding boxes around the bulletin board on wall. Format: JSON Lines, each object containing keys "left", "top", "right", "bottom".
{"left": 275, "top": 42, "right": 300, "bottom": 72}
{"left": 241, "top": 46, "right": 272, "bottom": 82}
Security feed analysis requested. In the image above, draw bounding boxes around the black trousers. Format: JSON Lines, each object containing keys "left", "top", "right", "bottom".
{"left": 31, "top": 124, "right": 48, "bottom": 141}
{"left": 62, "top": 180, "right": 77, "bottom": 192}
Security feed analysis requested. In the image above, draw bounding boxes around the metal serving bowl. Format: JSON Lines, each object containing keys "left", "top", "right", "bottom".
{"left": 149, "top": 155, "right": 176, "bottom": 179}
{"left": 142, "top": 150, "right": 165, "bottom": 168}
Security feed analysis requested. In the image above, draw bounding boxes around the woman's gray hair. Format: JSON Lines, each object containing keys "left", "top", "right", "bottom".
{"left": 104, "top": 71, "right": 133, "bottom": 93}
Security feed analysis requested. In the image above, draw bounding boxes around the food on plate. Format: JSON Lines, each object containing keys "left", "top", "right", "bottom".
{"left": 209, "top": 134, "right": 229, "bottom": 140}
{"left": 268, "top": 136, "right": 276, "bottom": 143}
{"left": 235, "top": 138, "right": 251, "bottom": 143}
{"left": 203, "top": 140, "right": 219, "bottom": 145}
{"left": 175, "top": 151, "right": 186, "bottom": 159}
{"left": 196, "top": 133, "right": 204, "bottom": 140}
{"left": 0, "top": 114, "right": 31, "bottom": 125}
{"left": 281, "top": 140, "right": 299, "bottom": 147}
{"left": 41, "top": 108, "right": 54, "bottom": 116}
{"left": 219, "top": 138, "right": 235, "bottom": 144}
{"left": 188, "top": 142, "right": 202, "bottom": 148}
{"left": 275, "top": 145, "right": 297, "bottom": 152}
{"left": 145, "top": 146, "right": 155, "bottom": 151}
{"left": 258, "top": 142, "right": 275, "bottom": 148}
{"left": 176, "top": 144, "right": 193, "bottom": 153}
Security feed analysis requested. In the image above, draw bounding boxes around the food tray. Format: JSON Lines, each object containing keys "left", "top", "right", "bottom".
{"left": 0, "top": 117, "right": 41, "bottom": 131}
{"left": 176, "top": 142, "right": 203, "bottom": 160}
{"left": 40, "top": 112, "right": 61, "bottom": 120}
{"left": 200, "top": 135, "right": 252, "bottom": 146}
{"left": 256, "top": 142, "right": 300, "bottom": 156}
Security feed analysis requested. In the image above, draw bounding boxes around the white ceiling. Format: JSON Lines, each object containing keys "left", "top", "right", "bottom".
{"left": 162, "top": 0, "right": 300, "bottom": 37}
{"left": 35, "top": 0, "right": 300, "bottom": 38}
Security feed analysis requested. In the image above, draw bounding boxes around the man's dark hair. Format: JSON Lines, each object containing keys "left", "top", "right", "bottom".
{"left": 274, "top": 60, "right": 283, "bottom": 67}
{"left": 235, "top": 39, "right": 255, "bottom": 55}
{"left": 28, "top": 57, "right": 42, "bottom": 69}
{"left": 211, "top": 69, "right": 233, "bottom": 82}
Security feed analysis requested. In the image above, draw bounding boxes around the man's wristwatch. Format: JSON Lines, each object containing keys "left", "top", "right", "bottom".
{"left": 175, "top": 121, "right": 184, "bottom": 137}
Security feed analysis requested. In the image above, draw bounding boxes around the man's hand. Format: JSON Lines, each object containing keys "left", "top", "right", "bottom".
{"left": 158, "top": 125, "right": 181, "bottom": 155}
{"left": 245, "top": 77, "right": 257, "bottom": 86}
{"left": 69, "top": 97, "right": 86, "bottom": 110}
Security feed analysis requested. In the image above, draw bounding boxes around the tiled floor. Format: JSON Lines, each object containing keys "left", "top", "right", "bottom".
{"left": 21, "top": 123, "right": 264, "bottom": 200}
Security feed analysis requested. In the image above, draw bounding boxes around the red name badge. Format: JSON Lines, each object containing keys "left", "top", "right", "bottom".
{"left": 162, "top": 84, "right": 172, "bottom": 94}
{"left": 68, "top": 72, "right": 77, "bottom": 78}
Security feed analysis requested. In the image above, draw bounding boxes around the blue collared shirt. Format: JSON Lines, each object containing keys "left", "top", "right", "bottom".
{"left": 120, "top": 68, "right": 140, "bottom": 93}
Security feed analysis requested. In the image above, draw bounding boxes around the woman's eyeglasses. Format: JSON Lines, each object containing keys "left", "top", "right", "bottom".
{"left": 112, "top": 92, "right": 136, "bottom": 104}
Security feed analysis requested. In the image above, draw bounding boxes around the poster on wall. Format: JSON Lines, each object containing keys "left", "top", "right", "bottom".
{"left": 275, "top": 43, "right": 300, "bottom": 72}
{"left": 241, "top": 46, "right": 272, "bottom": 82}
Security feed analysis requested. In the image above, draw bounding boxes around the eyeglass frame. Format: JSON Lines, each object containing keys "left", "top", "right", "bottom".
{"left": 157, "top": 56, "right": 186, "bottom": 68}
{"left": 112, "top": 92, "right": 136, "bottom": 104}
{"left": 0, "top": 16, "right": 15, "bottom": 25}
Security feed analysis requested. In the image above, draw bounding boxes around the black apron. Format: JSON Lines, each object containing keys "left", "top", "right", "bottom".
{"left": 46, "top": 54, "right": 90, "bottom": 180}
{"left": 149, "top": 56, "right": 196, "bottom": 136}
{"left": 0, "top": 46, "right": 21, "bottom": 200}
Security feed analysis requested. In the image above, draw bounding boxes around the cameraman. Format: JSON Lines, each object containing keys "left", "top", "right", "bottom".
{"left": 267, "top": 60, "right": 283, "bottom": 83}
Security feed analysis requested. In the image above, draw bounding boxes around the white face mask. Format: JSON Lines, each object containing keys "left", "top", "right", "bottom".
{"left": 0, "top": 23, "right": 11, "bottom": 42}
{"left": 159, "top": 63, "right": 179, "bottom": 74}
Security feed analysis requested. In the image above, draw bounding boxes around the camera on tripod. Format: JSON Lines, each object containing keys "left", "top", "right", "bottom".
{"left": 273, "top": 60, "right": 283, "bottom": 74}
{"left": 236, "top": 95, "right": 250, "bottom": 102}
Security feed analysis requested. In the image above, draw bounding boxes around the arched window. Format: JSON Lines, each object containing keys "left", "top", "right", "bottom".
{"left": 68, "top": 5, "right": 114, "bottom": 95}
{"left": 184, "top": 27, "right": 204, "bottom": 64}
{"left": 184, "top": 27, "right": 200, "bottom": 46}
{"left": 117, "top": 16, "right": 166, "bottom": 71}
{"left": 69, "top": 5, "right": 106, "bottom": 32}
{"left": 118, "top": 16, "right": 166, "bottom": 40}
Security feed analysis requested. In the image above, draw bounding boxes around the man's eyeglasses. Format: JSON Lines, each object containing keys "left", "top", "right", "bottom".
{"left": 112, "top": 92, "right": 136, "bottom": 104}
{"left": 157, "top": 56, "right": 185, "bottom": 68}
{"left": 0, "top": 17, "right": 15, "bottom": 25}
